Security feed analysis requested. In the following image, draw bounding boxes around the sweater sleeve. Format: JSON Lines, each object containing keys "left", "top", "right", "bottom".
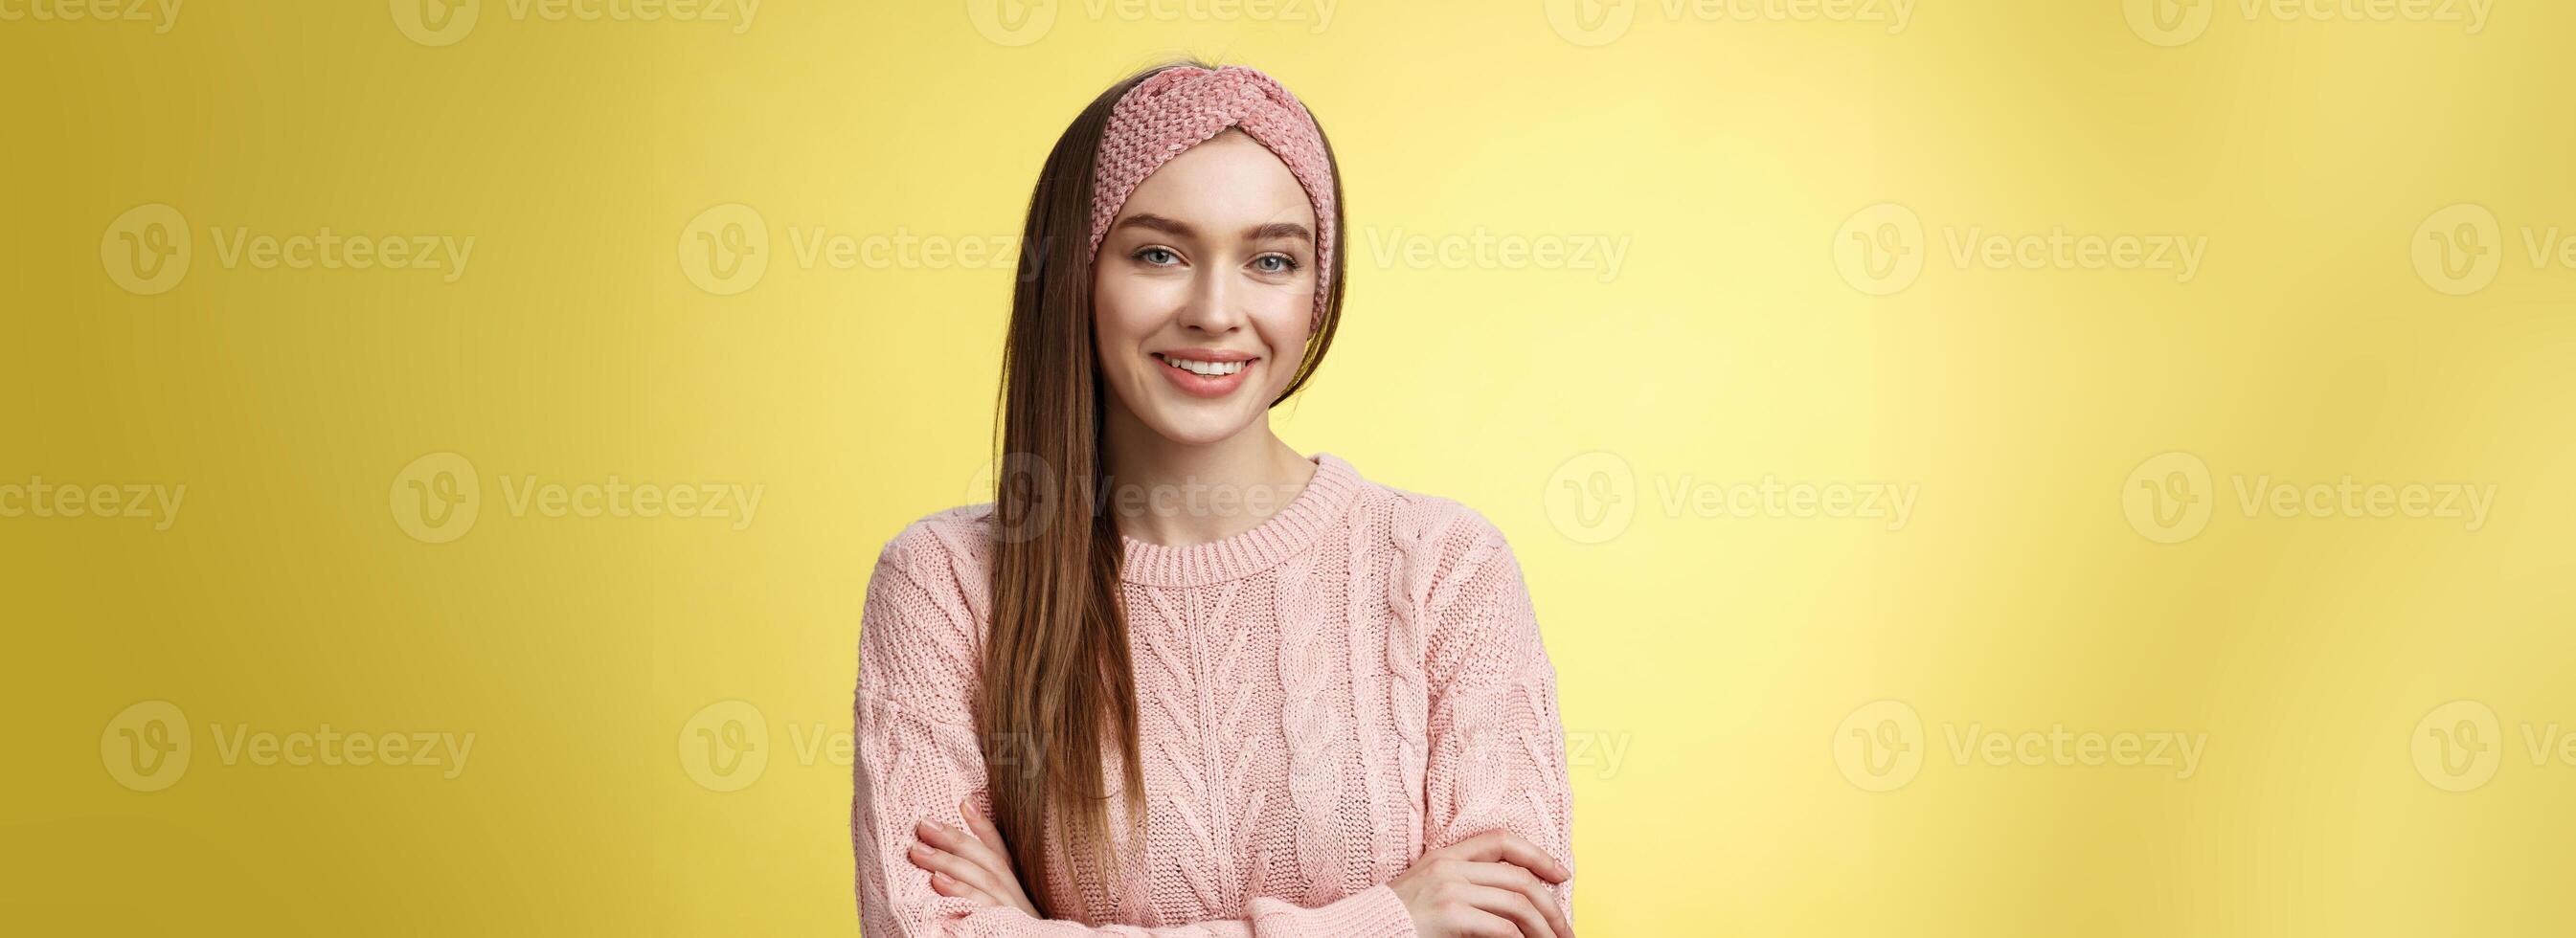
{"left": 1415, "top": 511, "right": 1577, "bottom": 927}
{"left": 852, "top": 525, "right": 1421, "bottom": 938}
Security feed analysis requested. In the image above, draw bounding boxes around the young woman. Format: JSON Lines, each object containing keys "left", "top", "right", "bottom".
{"left": 852, "top": 60, "right": 1576, "bottom": 937}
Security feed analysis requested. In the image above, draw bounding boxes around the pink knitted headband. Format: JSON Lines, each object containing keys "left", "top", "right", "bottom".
{"left": 1087, "top": 64, "right": 1338, "bottom": 327}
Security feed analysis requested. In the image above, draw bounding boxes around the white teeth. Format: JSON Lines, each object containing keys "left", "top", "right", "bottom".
{"left": 1160, "top": 355, "right": 1246, "bottom": 377}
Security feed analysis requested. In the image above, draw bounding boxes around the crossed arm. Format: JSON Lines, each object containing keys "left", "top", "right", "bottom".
{"left": 853, "top": 516, "right": 1573, "bottom": 936}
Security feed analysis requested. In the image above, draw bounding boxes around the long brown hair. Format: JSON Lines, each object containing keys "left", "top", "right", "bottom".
{"left": 981, "top": 57, "right": 1348, "bottom": 915}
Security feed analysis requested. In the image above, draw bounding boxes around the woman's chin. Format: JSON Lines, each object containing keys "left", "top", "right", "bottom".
{"left": 1137, "top": 405, "right": 1258, "bottom": 447}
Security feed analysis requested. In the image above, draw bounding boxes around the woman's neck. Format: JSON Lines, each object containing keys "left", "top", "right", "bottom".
{"left": 1099, "top": 415, "right": 1317, "bottom": 549}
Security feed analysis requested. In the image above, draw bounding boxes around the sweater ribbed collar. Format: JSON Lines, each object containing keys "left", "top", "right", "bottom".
{"left": 1116, "top": 452, "right": 1363, "bottom": 589}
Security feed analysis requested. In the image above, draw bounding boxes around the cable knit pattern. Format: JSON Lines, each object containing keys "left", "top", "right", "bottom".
{"left": 852, "top": 452, "right": 1574, "bottom": 936}
{"left": 1086, "top": 63, "right": 1339, "bottom": 329}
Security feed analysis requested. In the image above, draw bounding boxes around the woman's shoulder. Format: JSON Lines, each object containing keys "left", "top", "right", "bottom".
{"left": 870, "top": 502, "right": 998, "bottom": 598}
{"left": 1351, "top": 477, "right": 1546, "bottom": 667}
{"left": 1356, "top": 476, "right": 1515, "bottom": 556}
{"left": 858, "top": 503, "right": 998, "bottom": 703}
{"left": 1347, "top": 475, "right": 1525, "bottom": 599}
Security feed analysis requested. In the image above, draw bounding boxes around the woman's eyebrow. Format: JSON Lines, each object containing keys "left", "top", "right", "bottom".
{"left": 1116, "top": 213, "right": 1314, "bottom": 244}
{"left": 1245, "top": 221, "right": 1314, "bottom": 243}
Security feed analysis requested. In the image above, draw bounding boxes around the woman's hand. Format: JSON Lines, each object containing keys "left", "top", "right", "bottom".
{"left": 1388, "top": 830, "right": 1573, "bottom": 938}
{"left": 908, "top": 797, "right": 1041, "bottom": 918}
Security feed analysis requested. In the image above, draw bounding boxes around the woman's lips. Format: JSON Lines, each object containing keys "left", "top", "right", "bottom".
{"left": 1153, "top": 353, "right": 1255, "bottom": 399}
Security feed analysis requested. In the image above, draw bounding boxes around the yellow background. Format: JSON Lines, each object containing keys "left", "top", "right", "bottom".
{"left": 7, "top": 1, "right": 2573, "bottom": 935}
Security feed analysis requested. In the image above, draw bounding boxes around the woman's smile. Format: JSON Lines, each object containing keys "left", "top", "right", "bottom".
{"left": 1151, "top": 349, "right": 1260, "bottom": 398}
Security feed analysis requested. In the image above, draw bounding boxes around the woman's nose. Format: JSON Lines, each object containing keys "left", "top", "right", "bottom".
{"left": 1175, "top": 265, "right": 1246, "bottom": 333}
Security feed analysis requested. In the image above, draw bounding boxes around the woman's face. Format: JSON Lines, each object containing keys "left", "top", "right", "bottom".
{"left": 1093, "top": 129, "right": 1320, "bottom": 447}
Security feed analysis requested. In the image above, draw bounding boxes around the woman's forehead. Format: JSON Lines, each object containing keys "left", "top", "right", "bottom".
{"left": 1121, "top": 131, "right": 1314, "bottom": 225}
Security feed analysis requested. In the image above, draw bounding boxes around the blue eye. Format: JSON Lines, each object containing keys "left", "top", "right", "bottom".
{"left": 1135, "top": 246, "right": 1180, "bottom": 266}
{"left": 1254, "top": 254, "right": 1301, "bottom": 274}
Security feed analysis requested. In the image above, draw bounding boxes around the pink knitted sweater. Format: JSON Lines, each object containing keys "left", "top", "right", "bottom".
{"left": 852, "top": 452, "right": 1575, "bottom": 936}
